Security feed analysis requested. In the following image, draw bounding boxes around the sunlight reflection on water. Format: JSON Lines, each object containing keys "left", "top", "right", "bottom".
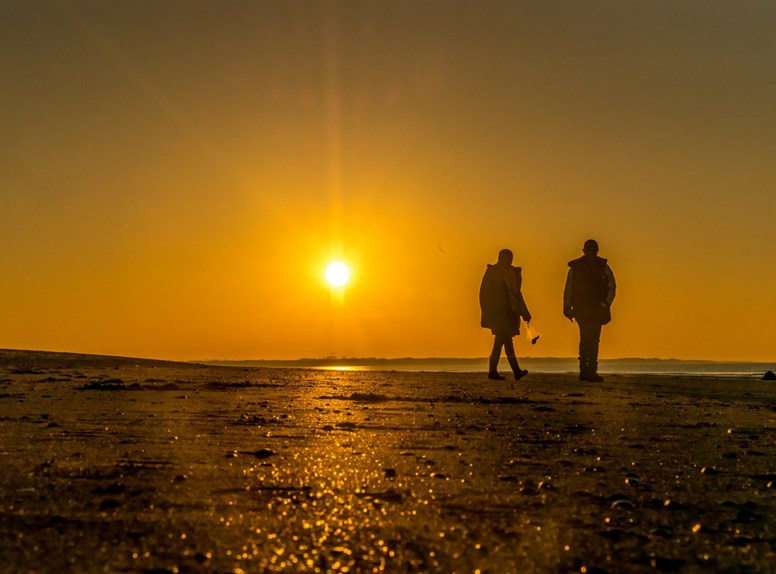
{"left": 314, "top": 366, "right": 370, "bottom": 372}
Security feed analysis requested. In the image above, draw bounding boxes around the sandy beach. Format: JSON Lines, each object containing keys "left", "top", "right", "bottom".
{"left": 0, "top": 349, "right": 774, "bottom": 573}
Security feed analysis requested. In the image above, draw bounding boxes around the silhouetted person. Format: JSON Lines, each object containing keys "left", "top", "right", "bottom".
{"left": 564, "top": 239, "right": 616, "bottom": 382}
{"left": 480, "top": 249, "right": 531, "bottom": 380}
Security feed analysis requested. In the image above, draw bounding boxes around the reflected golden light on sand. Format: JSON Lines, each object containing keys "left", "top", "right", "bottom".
{"left": 315, "top": 365, "right": 368, "bottom": 372}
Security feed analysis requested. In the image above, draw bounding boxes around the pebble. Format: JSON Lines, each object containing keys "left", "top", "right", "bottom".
{"left": 252, "top": 448, "right": 275, "bottom": 459}
{"left": 377, "top": 489, "right": 404, "bottom": 503}
{"left": 610, "top": 499, "right": 635, "bottom": 510}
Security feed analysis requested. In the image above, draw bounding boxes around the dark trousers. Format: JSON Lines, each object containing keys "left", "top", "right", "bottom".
{"left": 491, "top": 332, "right": 517, "bottom": 360}
{"left": 577, "top": 318, "right": 602, "bottom": 369}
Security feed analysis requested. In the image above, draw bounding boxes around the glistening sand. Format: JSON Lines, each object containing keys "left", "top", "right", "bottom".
{"left": 0, "top": 350, "right": 774, "bottom": 573}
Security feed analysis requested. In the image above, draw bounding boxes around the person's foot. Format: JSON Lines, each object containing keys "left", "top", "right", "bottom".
{"left": 582, "top": 373, "right": 604, "bottom": 382}
{"left": 488, "top": 372, "right": 505, "bottom": 380}
{"left": 514, "top": 369, "right": 528, "bottom": 381}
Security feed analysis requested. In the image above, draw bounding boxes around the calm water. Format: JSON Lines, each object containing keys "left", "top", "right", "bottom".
{"left": 211, "top": 358, "right": 776, "bottom": 378}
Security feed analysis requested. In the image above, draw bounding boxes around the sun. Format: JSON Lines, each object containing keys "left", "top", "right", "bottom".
{"left": 324, "top": 261, "right": 350, "bottom": 287}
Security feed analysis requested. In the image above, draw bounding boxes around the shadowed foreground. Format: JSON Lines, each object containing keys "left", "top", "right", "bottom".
{"left": 0, "top": 351, "right": 774, "bottom": 573}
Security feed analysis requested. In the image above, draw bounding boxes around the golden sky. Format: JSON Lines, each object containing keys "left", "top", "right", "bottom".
{"left": 2, "top": 1, "right": 775, "bottom": 362}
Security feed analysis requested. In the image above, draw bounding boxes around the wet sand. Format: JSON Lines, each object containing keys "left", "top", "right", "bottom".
{"left": 0, "top": 350, "right": 774, "bottom": 573}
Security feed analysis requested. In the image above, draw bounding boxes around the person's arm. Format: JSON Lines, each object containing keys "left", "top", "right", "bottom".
{"left": 515, "top": 267, "right": 531, "bottom": 322}
{"left": 563, "top": 269, "right": 574, "bottom": 319}
{"left": 604, "top": 265, "right": 616, "bottom": 307}
{"left": 519, "top": 292, "right": 531, "bottom": 322}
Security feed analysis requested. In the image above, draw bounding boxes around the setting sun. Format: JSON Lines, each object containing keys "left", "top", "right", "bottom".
{"left": 324, "top": 261, "right": 350, "bottom": 287}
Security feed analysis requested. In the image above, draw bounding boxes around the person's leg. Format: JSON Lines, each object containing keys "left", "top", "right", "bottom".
{"left": 576, "top": 320, "right": 587, "bottom": 379}
{"left": 504, "top": 337, "right": 528, "bottom": 380}
{"left": 589, "top": 321, "right": 602, "bottom": 378}
{"left": 578, "top": 319, "right": 603, "bottom": 381}
{"left": 488, "top": 333, "right": 506, "bottom": 380}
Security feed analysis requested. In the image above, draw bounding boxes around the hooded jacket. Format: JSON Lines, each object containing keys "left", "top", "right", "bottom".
{"left": 479, "top": 263, "right": 530, "bottom": 335}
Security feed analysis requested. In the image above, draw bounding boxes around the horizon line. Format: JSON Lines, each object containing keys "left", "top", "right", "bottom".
{"left": 200, "top": 356, "right": 774, "bottom": 365}
{"left": 1, "top": 349, "right": 772, "bottom": 366}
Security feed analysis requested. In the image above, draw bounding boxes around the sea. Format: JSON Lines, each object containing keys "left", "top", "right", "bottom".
{"left": 206, "top": 358, "right": 776, "bottom": 379}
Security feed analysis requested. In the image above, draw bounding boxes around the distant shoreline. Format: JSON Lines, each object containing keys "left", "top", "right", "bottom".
{"left": 199, "top": 356, "right": 776, "bottom": 378}
{"left": 1, "top": 349, "right": 772, "bottom": 377}
{"left": 202, "top": 356, "right": 695, "bottom": 366}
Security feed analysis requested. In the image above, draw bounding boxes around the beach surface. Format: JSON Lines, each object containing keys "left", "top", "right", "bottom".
{"left": 0, "top": 350, "right": 774, "bottom": 573}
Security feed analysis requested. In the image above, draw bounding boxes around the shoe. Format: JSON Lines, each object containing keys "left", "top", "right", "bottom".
{"left": 507, "top": 357, "right": 526, "bottom": 381}
{"left": 488, "top": 356, "right": 504, "bottom": 380}
{"left": 586, "top": 373, "right": 604, "bottom": 382}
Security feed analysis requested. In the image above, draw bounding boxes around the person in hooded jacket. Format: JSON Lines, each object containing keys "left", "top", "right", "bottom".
{"left": 479, "top": 248, "right": 531, "bottom": 380}
{"left": 563, "top": 239, "right": 616, "bottom": 382}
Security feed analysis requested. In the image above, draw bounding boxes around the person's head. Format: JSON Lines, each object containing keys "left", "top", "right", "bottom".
{"left": 497, "top": 248, "right": 513, "bottom": 265}
{"left": 583, "top": 239, "right": 599, "bottom": 255}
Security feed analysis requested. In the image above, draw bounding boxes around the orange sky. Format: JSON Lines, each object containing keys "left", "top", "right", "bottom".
{"left": 2, "top": 2, "right": 775, "bottom": 362}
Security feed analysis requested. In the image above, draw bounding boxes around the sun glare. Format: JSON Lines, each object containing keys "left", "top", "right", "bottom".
{"left": 325, "top": 261, "right": 350, "bottom": 287}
